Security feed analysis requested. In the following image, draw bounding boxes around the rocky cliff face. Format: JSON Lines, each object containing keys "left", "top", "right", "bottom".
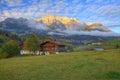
{"left": 35, "top": 15, "right": 111, "bottom": 32}
{"left": 35, "top": 15, "right": 79, "bottom": 28}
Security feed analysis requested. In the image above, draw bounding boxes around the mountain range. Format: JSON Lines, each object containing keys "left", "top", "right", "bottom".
{"left": 35, "top": 15, "right": 111, "bottom": 32}
{"left": 0, "top": 15, "right": 112, "bottom": 36}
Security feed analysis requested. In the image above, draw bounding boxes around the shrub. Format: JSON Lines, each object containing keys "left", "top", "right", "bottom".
{"left": 106, "top": 71, "right": 120, "bottom": 79}
{"left": 1, "top": 40, "right": 20, "bottom": 58}
{"left": 0, "top": 49, "right": 9, "bottom": 59}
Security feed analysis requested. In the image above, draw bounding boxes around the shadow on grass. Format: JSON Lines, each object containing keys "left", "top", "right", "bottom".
{"left": 106, "top": 71, "right": 120, "bottom": 79}
{"left": 95, "top": 58, "right": 107, "bottom": 62}
{"left": 73, "top": 64, "right": 84, "bottom": 69}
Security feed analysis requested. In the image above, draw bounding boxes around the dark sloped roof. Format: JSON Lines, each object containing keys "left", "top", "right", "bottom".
{"left": 40, "top": 41, "right": 58, "bottom": 46}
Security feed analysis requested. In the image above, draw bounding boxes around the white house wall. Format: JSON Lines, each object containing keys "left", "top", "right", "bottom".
{"left": 20, "top": 50, "right": 59, "bottom": 55}
{"left": 20, "top": 50, "right": 40, "bottom": 55}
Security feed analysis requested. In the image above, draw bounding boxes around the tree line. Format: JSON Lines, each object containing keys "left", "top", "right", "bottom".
{"left": 0, "top": 34, "right": 40, "bottom": 58}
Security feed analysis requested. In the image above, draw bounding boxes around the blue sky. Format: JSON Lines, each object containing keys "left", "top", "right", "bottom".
{"left": 0, "top": 0, "right": 120, "bottom": 33}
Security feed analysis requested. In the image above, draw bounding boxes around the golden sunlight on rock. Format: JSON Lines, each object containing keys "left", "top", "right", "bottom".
{"left": 87, "top": 22, "right": 102, "bottom": 29}
{"left": 35, "top": 15, "right": 79, "bottom": 28}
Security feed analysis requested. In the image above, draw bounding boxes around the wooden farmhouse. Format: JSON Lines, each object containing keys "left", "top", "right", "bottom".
{"left": 40, "top": 41, "right": 59, "bottom": 55}
{"left": 20, "top": 41, "right": 66, "bottom": 55}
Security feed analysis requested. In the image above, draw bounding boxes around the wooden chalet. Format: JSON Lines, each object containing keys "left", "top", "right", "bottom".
{"left": 20, "top": 41, "right": 66, "bottom": 55}
{"left": 40, "top": 41, "right": 66, "bottom": 55}
{"left": 40, "top": 41, "right": 59, "bottom": 55}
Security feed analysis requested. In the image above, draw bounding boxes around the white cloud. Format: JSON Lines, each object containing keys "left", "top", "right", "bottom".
{"left": 1, "top": 0, "right": 23, "bottom": 6}
{"left": 79, "top": 4, "right": 120, "bottom": 25}
{"left": 63, "top": 30, "right": 120, "bottom": 36}
{"left": 86, "top": 0, "right": 120, "bottom": 4}
{"left": 2, "top": 10, "right": 23, "bottom": 18}
{"left": 86, "top": 0, "right": 93, "bottom": 3}
{"left": 27, "top": 20, "right": 49, "bottom": 30}
{"left": 96, "top": 5, "right": 120, "bottom": 18}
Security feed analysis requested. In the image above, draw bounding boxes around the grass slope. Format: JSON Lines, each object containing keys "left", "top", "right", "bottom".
{"left": 0, "top": 49, "right": 120, "bottom": 80}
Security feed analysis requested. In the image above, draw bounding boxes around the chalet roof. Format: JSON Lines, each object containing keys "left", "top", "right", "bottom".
{"left": 40, "top": 41, "right": 59, "bottom": 46}
{"left": 40, "top": 41, "right": 66, "bottom": 46}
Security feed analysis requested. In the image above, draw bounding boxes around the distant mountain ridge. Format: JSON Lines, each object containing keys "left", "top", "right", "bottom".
{"left": 35, "top": 15, "right": 111, "bottom": 32}
{"left": 35, "top": 14, "right": 79, "bottom": 28}
{"left": 0, "top": 15, "right": 112, "bottom": 35}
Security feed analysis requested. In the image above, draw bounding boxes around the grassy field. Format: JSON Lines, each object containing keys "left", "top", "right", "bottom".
{"left": 0, "top": 49, "right": 120, "bottom": 80}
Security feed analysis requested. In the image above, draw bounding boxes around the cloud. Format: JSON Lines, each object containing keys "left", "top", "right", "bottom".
{"left": 62, "top": 30, "right": 120, "bottom": 36}
{"left": 97, "top": 5, "right": 120, "bottom": 18}
{"left": 107, "top": 23, "right": 120, "bottom": 28}
{"left": 86, "top": 0, "right": 120, "bottom": 4}
{"left": 27, "top": 20, "right": 49, "bottom": 30}
{"left": 86, "top": 0, "right": 104, "bottom": 3}
{"left": 2, "top": 10, "right": 24, "bottom": 18}
{"left": 1, "top": 0, "right": 23, "bottom": 6}
{"left": 86, "top": 0, "right": 94, "bottom": 3}
{"left": 47, "top": 28, "right": 120, "bottom": 36}
{"left": 78, "top": 3, "right": 120, "bottom": 26}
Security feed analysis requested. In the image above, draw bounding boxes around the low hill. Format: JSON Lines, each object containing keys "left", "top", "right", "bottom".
{"left": 0, "top": 49, "right": 120, "bottom": 80}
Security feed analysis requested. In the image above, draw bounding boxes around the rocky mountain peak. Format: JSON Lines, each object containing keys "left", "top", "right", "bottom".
{"left": 35, "top": 15, "right": 79, "bottom": 28}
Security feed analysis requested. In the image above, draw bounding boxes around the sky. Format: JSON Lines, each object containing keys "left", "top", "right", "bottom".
{"left": 0, "top": 0, "right": 120, "bottom": 33}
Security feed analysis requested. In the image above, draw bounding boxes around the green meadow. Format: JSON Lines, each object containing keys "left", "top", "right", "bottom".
{"left": 0, "top": 49, "right": 120, "bottom": 80}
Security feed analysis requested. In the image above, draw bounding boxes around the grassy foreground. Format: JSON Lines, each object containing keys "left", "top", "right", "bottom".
{"left": 0, "top": 49, "right": 120, "bottom": 80}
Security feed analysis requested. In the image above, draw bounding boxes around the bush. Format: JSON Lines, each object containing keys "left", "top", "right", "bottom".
{"left": 106, "top": 71, "right": 120, "bottom": 79}
{"left": 1, "top": 40, "right": 20, "bottom": 58}
{"left": 0, "top": 49, "right": 9, "bottom": 59}
{"left": 1, "top": 52, "right": 9, "bottom": 58}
